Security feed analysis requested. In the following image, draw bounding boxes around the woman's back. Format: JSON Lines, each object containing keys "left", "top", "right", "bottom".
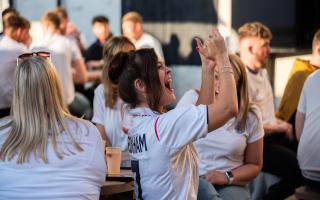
{"left": 0, "top": 118, "right": 106, "bottom": 200}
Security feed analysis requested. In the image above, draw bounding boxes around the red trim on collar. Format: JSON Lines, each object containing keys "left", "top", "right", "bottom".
{"left": 154, "top": 117, "right": 160, "bottom": 142}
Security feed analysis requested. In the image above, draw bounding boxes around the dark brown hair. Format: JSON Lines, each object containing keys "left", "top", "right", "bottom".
{"left": 4, "top": 15, "right": 30, "bottom": 32}
{"left": 102, "top": 36, "right": 135, "bottom": 108}
{"left": 108, "top": 48, "right": 162, "bottom": 112}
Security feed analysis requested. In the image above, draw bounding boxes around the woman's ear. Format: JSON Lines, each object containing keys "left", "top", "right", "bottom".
{"left": 134, "top": 79, "right": 146, "bottom": 93}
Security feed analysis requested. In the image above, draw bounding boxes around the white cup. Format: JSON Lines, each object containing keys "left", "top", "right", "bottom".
{"left": 105, "top": 147, "right": 122, "bottom": 175}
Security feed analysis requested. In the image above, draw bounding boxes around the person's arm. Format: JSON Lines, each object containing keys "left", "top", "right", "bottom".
{"left": 263, "top": 118, "right": 293, "bottom": 140}
{"left": 95, "top": 124, "right": 112, "bottom": 147}
{"left": 295, "top": 111, "right": 305, "bottom": 141}
{"left": 205, "top": 139, "right": 263, "bottom": 185}
{"left": 197, "top": 29, "right": 238, "bottom": 132}
{"left": 72, "top": 58, "right": 88, "bottom": 84}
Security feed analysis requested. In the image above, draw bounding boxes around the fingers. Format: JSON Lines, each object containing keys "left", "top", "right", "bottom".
{"left": 195, "top": 37, "right": 208, "bottom": 57}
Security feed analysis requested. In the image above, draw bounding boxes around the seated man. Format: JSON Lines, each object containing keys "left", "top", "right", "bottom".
{"left": 296, "top": 69, "right": 320, "bottom": 190}
{"left": 85, "top": 15, "right": 112, "bottom": 66}
{"left": 122, "top": 11, "right": 164, "bottom": 61}
{"left": 238, "top": 21, "right": 302, "bottom": 200}
{"left": 277, "top": 29, "right": 320, "bottom": 131}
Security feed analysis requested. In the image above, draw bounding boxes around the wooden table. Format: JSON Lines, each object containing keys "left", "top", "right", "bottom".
{"left": 100, "top": 169, "right": 135, "bottom": 200}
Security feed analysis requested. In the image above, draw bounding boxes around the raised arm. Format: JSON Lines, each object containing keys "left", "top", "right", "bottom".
{"left": 197, "top": 29, "right": 238, "bottom": 132}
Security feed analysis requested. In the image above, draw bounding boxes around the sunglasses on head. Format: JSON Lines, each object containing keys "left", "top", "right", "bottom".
{"left": 17, "top": 51, "right": 51, "bottom": 66}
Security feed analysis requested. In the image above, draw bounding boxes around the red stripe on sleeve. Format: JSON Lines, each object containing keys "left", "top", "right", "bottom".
{"left": 154, "top": 117, "right": 160, "bottom": 142}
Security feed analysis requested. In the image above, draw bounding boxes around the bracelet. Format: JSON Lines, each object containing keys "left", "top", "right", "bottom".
{"left": 219, "top": 67, "right": 234, "bottom": 74}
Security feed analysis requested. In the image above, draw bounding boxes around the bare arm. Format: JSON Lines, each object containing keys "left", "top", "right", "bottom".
{"left": 205, "top": 139, "right": 263, "bottom": 185}
{"left": 295, "top": 111, "right": 305, "bottom": 141}
{"left": 197, "top": 29, "right": 238, "bottom": 132}
{"left": 96, "top": 124, "right": 112, "bottom": 147}
{"left": 72, "top": 58, "right": 88, "bottom": 84}
{"left": 232, "top": 139, "right": 263, "bottom": 185}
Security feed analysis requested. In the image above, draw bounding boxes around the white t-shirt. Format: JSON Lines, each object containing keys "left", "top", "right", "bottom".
{"left": 32, "top": 33, "right": 82, "bottom": 105}
{"left": 246, "top": 68, "right": 276, "bottom": 124}
{"left": 92, "top": 84, "right": 128, "bottom": 151}
{"left": 136, "top": 33, "right": 164, "bottom": 62}
{"left": 177, "top": 89, "right": 264, "bottom": 175}
{"left": 297, "top": 70, "right": 320, "bottom": 182}
{"left": 125, "top": 105, "right": 208, "bottom": 200}
{"left": 0, "top": 117, "right": 106, "bottom": 200}
{"left": 0, "top": 36, "right": 29, "bottom": 109}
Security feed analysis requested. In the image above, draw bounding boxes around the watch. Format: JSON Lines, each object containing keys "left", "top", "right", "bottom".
{"left": 224, "top": 170, "right": 234, "bottom": 185}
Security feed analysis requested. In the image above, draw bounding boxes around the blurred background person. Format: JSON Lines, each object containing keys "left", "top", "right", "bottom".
{"left": 239, "top": 21, "right": 302, "bottom": 200}
{"left": 85, "top": 15, "right": 112, "bottom": 67}
{"left": 277, "top": 29, "right": 320, "bottom": 134}
{"left": 0, "top": 55, "right": 106, "bottom": 200}
{"left": 33, "top": 11, "right": 91, "bottom": 119}
{"left": 0, "top": 14, "right": 30, "bottom": 118}
{"left": 54, "top": 7, "right": 86, "bottom": 54}
{"left": 0, "top": 8, "right": 19, "bottom": 39}
{"left": 122, "top": 11, "right": 164, "bottom": 62}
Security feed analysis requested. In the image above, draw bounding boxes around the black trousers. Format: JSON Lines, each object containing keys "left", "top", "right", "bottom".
{"left": 262, "top": 134, "right": 302, "bottom": 200}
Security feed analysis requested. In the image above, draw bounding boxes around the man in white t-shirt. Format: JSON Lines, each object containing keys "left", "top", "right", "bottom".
{"left": 239, "top": 22, "right": 302, "bottom": 199}
{"left": 33, "top": 11, "right": 91, "bottom": 119}
{"left": 296, "top": 70, "right": 320, "bottom": 188}
{"left": 122, "top": 11, "right": 164, "bottom": 61}
{"left": 0, "top": 15, "right": 30, "bottom": 117}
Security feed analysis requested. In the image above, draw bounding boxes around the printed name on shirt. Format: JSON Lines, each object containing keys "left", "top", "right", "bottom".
{"left": 128, "top": 133, "right": 148, "bottom": 154}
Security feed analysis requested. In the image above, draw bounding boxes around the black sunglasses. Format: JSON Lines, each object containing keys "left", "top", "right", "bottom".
{"left": 17, "top": 51, "right": 51, "bottom": 66}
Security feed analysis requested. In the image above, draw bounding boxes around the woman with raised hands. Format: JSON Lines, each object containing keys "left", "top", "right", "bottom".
{"left": 0, "top": 54, "right": 106, "bottom": 200}
{"left": 177, "top": 54, "right": 264, "bottom": 200}
{"left": 107, "top": 29, "right": 238, "bottom": 199}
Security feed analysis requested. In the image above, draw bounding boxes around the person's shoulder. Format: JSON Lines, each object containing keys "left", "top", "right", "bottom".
{"left": 306, "top": 69, "right": 320, "bottom": 85}
{"left": 94, "top": 84, "right": 104, "bottom": 95}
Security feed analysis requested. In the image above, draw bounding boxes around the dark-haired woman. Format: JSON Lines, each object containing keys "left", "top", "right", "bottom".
{"left": 108, "top": 29, "right": 238, "bottom": 199}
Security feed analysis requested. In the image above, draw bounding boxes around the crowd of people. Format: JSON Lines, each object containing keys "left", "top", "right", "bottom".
{"left": 0, "top": 6, "right": 319, "bottom": 200}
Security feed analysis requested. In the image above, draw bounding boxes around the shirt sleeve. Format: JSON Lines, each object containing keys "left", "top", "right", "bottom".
{"left": 155, "top": 105, "right": 208, "bottom": 149}
{"left": 92, "top": 85, "right": 105, "bottom": 125}
{"left": 247, "top": 106, "right": 265, "bottom": 144}
{"left": 297, "top": 79, "right": 307, "bottom": 114}
{"left": 175, "top": 89, "right": 199, "bottom": 108}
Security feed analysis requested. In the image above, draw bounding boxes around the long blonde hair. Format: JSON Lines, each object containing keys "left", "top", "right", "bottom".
{"left": 229, "top": 54, "right": 250, "bottom": 132}
{"left": 0, "top": 57, "right": 83, "bottom": 164}
{"left": 102, "top": 36, "right": 135, "bottom": 108}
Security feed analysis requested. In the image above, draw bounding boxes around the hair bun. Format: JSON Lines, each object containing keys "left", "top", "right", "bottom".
{"left": 108, "top": 52, "right": 129, "bottom": 84}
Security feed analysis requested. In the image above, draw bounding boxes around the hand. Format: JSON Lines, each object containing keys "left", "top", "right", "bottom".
{"left": 195, "top": 37, "right": 217, "bottom": 71}
{"left": 205, "top": 170, "right": 228, "bottom": 185}
{"left": 276, "top": 119, "right": 293, "bottom": 141}
{"left": 196, "top": 28, "right": 228, "bottom": 62}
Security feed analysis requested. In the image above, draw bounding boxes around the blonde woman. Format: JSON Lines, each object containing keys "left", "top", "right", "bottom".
{"left": 92, "top": 36, "right": 135, "bottom": 151}
{"left": 0, "top": 54, "right": 106, "bottom": 200}
{"left": 177, "top": 54, "right": 264, "bottom": 200}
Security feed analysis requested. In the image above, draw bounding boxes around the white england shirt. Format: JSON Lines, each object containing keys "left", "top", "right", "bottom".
{"left": 125, "top": 105, "right": 208, "bottom": 200}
